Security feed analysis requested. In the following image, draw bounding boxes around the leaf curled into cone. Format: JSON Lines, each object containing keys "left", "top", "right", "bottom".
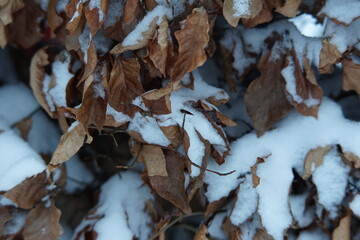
{"left": 23, "top": 201, "right": 63, "bottom": 240}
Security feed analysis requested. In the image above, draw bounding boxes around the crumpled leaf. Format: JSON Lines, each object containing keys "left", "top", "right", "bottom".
{"left": 223, "top": 0, "right": 262, "bottom": 27}
{"left": 23, "top": 201, "right": 63, "bottom": 240}
{"left": 148, "top": 149, "right": 191, "bottom": 214}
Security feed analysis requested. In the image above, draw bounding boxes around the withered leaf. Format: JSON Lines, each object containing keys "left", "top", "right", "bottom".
{"left": 342, "top": 151, "right": 360, "bottom": 169}
{"left": 23, "top": 201, "right": 63, "bottom": 240}
{"left": 303, "top": 145, "right": 331, "bottom": 180}
{"left": 159, "top": 125, "right": 182, "bottom": 148}
{"left": 0, "top": 207, "right": 12, "bottom": 235}
{"left": 0, "top": 0, "right": 24, "bottom": 25}
{"left": 108, "top": 56, "right": 143, "bottom": 117}
{"left": 65, "top": 0, "right": 84, "bottom": 35}
{"left": 251, "top": 157, "right": 265, "bottom": 188}
{"left": 332, "top": 210, "right": 351, "bottom": 240}
{"left": 47, "top": 0, "right": 63, "bottom": 38}
{"left": 319, "top": 40, "right": 342, "bottom": 74}
{"left": 138, "top": 145, "right": 168, "bottom": 177}
{"left": 148, "top": 149, "right": 191, "bottom": 214}
{"left": 244, "top": 44, "right": 293, "bottom": 137}
{"left": 194, "top": 223, "right": 210, "bottom": 240}
{"left": 49, "top": 122, "right": 87, "bottom": 169}
{"left": 4, "top": 171, "right": 49, "bottom": 209}
{"left": 222, "top": 217, "right": 241, "bottom": 240}
{"left": 85, "top": 0, "right": 108, "bottom": 35}
{"left": 13, "top": 117, "right": 32, "bottom": 141}
{"left": 342, "top": 57, "right": 360, "bottom": 95}
{"left": 123, "top": 0, "right": 138, "bottom": 24}
{"left": 223, "top": 0, "right": 262, "bottom": 27}
{"left": 275, "top": 0, "right": 301, "bottom": 18}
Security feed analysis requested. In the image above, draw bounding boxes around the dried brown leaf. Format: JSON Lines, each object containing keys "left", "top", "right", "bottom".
{"left": 66, "top": 0, "right": 84, "bottom": 35}
{"left": 244, "top": 45, "right": 293, "bottom": 137}
{"left": 138, "top": 145, "right": 168, "bottom": 177}
{"left": 49, "top": 122, "right": 87, "bottom": 169}
{"left": 194, "top": 224, "right": 210, "bottom": 240}
{"left": 222, "top": 217, "right": 241, "bottom": 240}
{"left": 23, "top": 202, "right": 63, "bottom": 240}
{"left": 319, "top": 40, "right": 342, "bottom": 74}
{"left": 342, "top": 151, "right": 360, "bottom": 168}
{"left": 4, "top": 171, "right": 49, "bottom": 209}
{"left": 159, "top": 125, "right": 182, "bottom": 148}
{"left": 275, "top": 0, "right": 301, "bottom": 18}
{"left": 342, "top": 57, "right": 360, "bottom": 95}
{"left": 302, "top": 145, "right": 331, "bottom": 180}
{"left": 123, "top": 0, "right": 138, "bottom": 24}
{"left": 251, "top": 157, "right": 265, "bottom": 188}
{"left": 48, "top": 0, "right": 63, "bottom": 38}
{"left": 14, "top": 117, "right": 32, "bottom": 141}
{"left": 0, "top": 207, "right": 12, "bottom": 235}
{"left": 332, "top": 210, "right": 351, "bottom": 240}
{"left": 85, "top": 0, "right": 108, "bottom": 35}
{"left": 223, "top": 0, "right": 262, "bottom": 27}
{"left": 0, "top": 0, "right": 24, "bottom": 25}
{"left": 148, "top": 149, "right": 191, "bottom": 214}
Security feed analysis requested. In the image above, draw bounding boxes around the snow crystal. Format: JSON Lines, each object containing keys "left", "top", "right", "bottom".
{"left": 128, "top": 112, "right": 171, "bottom": 147}
{"left": 106, "top": 105, "right": 131, "bottom": 123}
{"left": 318, "top": 0, "right": 360, "bottom": 25}
{"left": 0, "top": 84, "right": 39, "bottom": 125}
{"left": 121, "top": 5, "right": 172, "bottom": 47}
{"left": 289, "top": 14, "right": 325, "bottom": 38}
{"left": 312, "top": 148, "right": 349, "bottom": 218}
{"left": 74, "top": 172, "right": 153, "bottom": 240}
{"left": 89, "top": 0, "right": 104, "bottom": 21}
{"left": 233, "top": 0, "right": 251, "bottom": 17}
{"left": 0, "top": 124, "right": 46, "bottom": 191}
{"left": 48, "top": 52, "right": 74, "bottom": 108}
{"left": 350, "top": 194, "right": 360, "bottom": 216}
{"left": 208, "top": 212, "right": 227, "bottom": 239}
{"left": 205, "top": 98, "right": 360, "bottom": 239}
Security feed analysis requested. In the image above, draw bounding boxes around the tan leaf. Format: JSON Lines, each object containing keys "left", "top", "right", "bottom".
{"left": 332, "top": 210, "right": 351, "bottom": 240}
{"left": 0, "top": 0, "right": 24, "bottom": 25}
{"left": 244, "top": 45, "right": 293, "bottom": 137}
{"left": 241, "top": 1, "right": 273, "bottom": 28}
{"left": 149, "top": 16, "right": 169, "bottom": 76}
{"left": 342, "top": 57, "right": 360, "bottom": 95}
{"left": 159, "top": 125, "right": 182, "bottom": 148}
{"left": 319, "top": 40, "right": 342, "bottom": 74}
{"left": 66, "top": 0, "right": 84, "bottom": 35}
{"left": 148, "top": 149, "right": 191, "bottom": 214}
{"left": 251, "top": 157, "right": 265, "bottom": 188}
{"left": 30, "top": 47, "right": 55, "bottom": 118}
{"left": 23, "top": 202, "right": 63, "bottom": 240}
{"left": 342, "top": 151, "right": 360, "bottom": 168}
{"left": 142, "top": 94, "right": 171, "bottom": 115}
{"left": 0, "top": 21, "right": 7, "bottom": 48}
{"left": 49, "top": 122, "right": 87, "bottom": 169}
{"left": 220, "top": 43, "right": 237, "bottom": 92}
{"left": 223, "top": 0, "right": 262, "bottom": 27}
{"left": 123, "top": 0, "right": 138, "bottom": 24}
{"left": 108, "top": 56, "right": 143, "bottom": 117}
{"left": 4, "top": 171, "right": 49, "bottom": 209}
{"left": 216, "top": 111, "right": 237, "bottom": 127}
{"left": 253, "top": 228, "right": 274, "bottom": 240}
{"left": 222, "top": 217, "right": 241, "bottom": 240}
{"left": 194, "top": 224, "right": 210, "bottom": 240}
{"left": 0, "top": 207, "right": 12, "bottom": 235}
{"left": 275, "top": 0, "right": 301, "bottom": 18}
{"left": 138, "top": 145, "right": 168, "bottom": 177}
{"left": 13, "top": 117, "right": 32, "bottom": 141}
{"left": 302, "top": 145, "right": 331, "bottom": 180}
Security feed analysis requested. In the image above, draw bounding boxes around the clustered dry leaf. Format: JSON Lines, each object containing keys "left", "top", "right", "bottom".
{"left": 1, "top": 0, "right": 360, "bottom": 239}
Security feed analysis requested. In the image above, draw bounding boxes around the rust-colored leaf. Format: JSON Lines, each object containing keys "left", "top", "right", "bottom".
{"left": 23, "top": 201, "right": 63, "bottom": 240}
{"left": 4, "top": 171, "right": 49, "bottom": 209}
{"left": 148, "top": 149, "right": 191, "bottom": 214}
{"left": 138, "top": 145, "right": 168, "bottom": 177}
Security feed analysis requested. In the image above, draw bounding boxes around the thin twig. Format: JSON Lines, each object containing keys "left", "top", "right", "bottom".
{"left": 187, "top": 159, "right": 236, "bottom": 176}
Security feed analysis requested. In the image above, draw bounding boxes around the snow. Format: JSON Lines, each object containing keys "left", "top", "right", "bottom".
{"left": 205, "top": 98, "right": 360, "bottom": 239}
{"left": 56, "top": 0, "right": 69, "bottom": 13}
{"left": 208, "top": 212, "right": 227, "bottom": 239}
{"left": 79, "top": 25, "right": 92, "bottom": 63}
{"left": 155, "top": 0, "right": 187, "bottom": 17}
{"left": 89, "top": 0, "right": 104, "bottom": 22}
{"left": 0, "top": 84, "right": 39, "bottom": 125}
{"left": 0, "top": 124, "right": 46, "bottom": 191}
{"left": 48, "top": 52, "right": 74, "bottom": 108}
{"left": 106, "top": 105, "right": 131, "bottom": 123}
{"left": 121, "top": 5, "right": 172, "bottom": 47}
{"left": 297, "top": 228, "right": 329, "bottom": 240}
{"left": 74, "top": 171, "right": 153, "bottom": 240}
{"left": 2, "top": 211, "right": 27, "bottom": 236}
{"left": 350, "top": 194, "right": 360, "bottom": 217}
{"left": 289, "top": 14, "right": 325, "bottom": 38}
{"left": 318, "top": 0, "right": 360, "bottom": 25}
{"left": 35, "top": 0, "right": 49, "bottom": 11}
{"left": 289, "top": 192, "right": 314, "bottom": 227}
{"left": 128, "top": 112, "right": 171, "bottom": 147}
{"left": 312, "top": 148, "right": 349, "bottom": 218}
{"left": 43, "top": 75, "right": 55, "bottom": 112}
{"left": 233, "top": 0, "right": 251, "bottom": 17}
{"left": 104, "top": 0, "right": 124, "bottom": 28}
{"left": 65, "top": 155, "right": 94, "bottom": 194}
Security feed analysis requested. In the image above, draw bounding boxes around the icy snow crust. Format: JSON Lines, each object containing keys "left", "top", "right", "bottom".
{"left": 205, "top": 99, "right": 359, "bottom": 239}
